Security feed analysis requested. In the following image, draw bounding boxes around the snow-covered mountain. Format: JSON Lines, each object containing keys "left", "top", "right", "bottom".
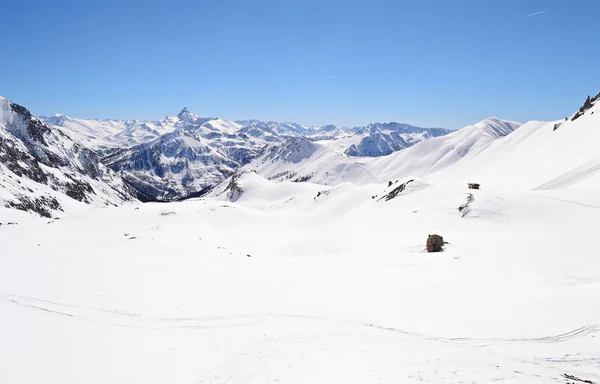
{"left": 235, "top": 120, "right": 318, "bottom": 136}
{"left": 241, "top": 92, "right": 600, "bottom": 192}
{"left": 345, "top": 123, "right": 451, "bottom": 157}
{"left": 5, "top": 93, "right": 600, "bottom": 384}
{"left": 103, "top": 116, "right": 272, "bottom": 201}
{"left": 241, "top": 117, "right": 519, "bottom": 186}
{"left": 45, "top": 114, "right": 175, "bottom": 149}
{"left": 247, "top": 136, "right": 378, "bottom": 185}
{"left": 0, "top": 97, "right": 134, "bottom": 217}
{"left": 434, "top": 94, "right": 600, "bottom": 190}
{"left": 369, "top": 117, "right": 522, "bottom": 181}
{"left": 42, "top": 108, "right": 453, "bottom": 201}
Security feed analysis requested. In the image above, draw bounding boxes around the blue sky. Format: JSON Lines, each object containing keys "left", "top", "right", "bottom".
{"left": 1, "top": 0, "right": 599, "bottom": 129}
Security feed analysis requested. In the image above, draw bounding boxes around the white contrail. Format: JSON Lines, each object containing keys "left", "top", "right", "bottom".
{"left": 328, "top": 76, "right": 336, "bottom": 79}
{"left": 524, "top": 10, "right": 547, "bottom": 18}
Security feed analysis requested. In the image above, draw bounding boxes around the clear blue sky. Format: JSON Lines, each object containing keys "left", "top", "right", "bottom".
{"left": 1, "top": 0, "right": 598, "bottom": 129}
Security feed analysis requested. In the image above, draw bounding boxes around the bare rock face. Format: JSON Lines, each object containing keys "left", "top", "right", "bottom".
{"left": 378, "top": 179, "right": 414, "bottom": 202}
{"left": 426, "top": 234, "right": 444, "bottom": 253}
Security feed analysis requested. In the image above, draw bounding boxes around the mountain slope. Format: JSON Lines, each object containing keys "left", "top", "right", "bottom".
{"left": 436, "top": 94, "right": 600, "bottom": 190}
{"left": 0, "top": 97, "right": 134, "bottom": 217}
{"left": 103, "top": 117, "right": 271, "bottom": 201}
{"left": 370, "top": 117, "right": 522, "bottom": 181}
{"left": 242, "top": 118, "right": 519, "bottom": 187}
{"left": 345, "top": 123, "right": 451, "bottom": 157}
{"left": 45, "top": 114, "right": 176, "bottom": 149}
{"left": 246, "top": 136, "right": 378, "bottom": 185}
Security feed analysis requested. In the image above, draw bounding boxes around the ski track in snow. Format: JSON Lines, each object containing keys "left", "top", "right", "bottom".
{"left": 2, "top": 291, "right": 599, "bottom": 346}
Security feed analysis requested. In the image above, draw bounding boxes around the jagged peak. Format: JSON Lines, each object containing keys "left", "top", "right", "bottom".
{"left": 177, "top": 107, "right": 194, "bottom": 121}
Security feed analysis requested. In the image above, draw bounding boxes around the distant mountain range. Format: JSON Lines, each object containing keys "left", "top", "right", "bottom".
{"left": 4, "top": 91, "right": 599, "bottom": 217}
{"left": 39, "top": 107, "right": 451, "bottom": 201}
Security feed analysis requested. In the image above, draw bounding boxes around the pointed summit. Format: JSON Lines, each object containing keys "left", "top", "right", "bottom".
{"left": 177, "top": 107, "right": 193, "bottom": 121}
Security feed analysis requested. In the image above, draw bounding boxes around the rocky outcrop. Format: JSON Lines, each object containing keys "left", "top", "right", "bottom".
{"left": 378, "top": 179, "right": 414, "bottom": 202}
{"left": 572, "top": 92, "right": 600, "bottom": 121}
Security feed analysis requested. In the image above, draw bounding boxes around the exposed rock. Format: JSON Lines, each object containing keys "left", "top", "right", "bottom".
{"left": 224, "top": 170, "right": 245, "bottom": 202}
{"left": 458, "top": 193, "right": 475, "bottom": 218}
{"left": 468, "top": 183, "right": 480, "bottom": 190}
{"left": 378, "top": 179, "right": 414, "bottom": 202}
{"left": 292, "top": 173, "right": 314, "bottom": 183}
{"left": 426, "top": 234, "right": 445, "bottom": 253}
{"left": 314, "top": 190, "right": 329, "bottom": 201}
{"left": 562, "top": 373, "right": 596, "bottom": 384}
{"left": 572, "top": 93, "right": 599, "bottom": 121}
{"left": 5, "top": 195, "right": 63, "bottom": 218}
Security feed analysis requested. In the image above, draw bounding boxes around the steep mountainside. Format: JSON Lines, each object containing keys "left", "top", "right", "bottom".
{"left": 103, "top": 118, "right": 270, "bottom": 201}
{"left": 0, "top": 97, "right": 134, "bottom": 217}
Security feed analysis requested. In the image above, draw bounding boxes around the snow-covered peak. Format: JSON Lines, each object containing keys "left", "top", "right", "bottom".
{"left": 236, "top": 120, "right": 317, "bottom": 136}
{"left": 471, "top": 117, "right": 522, "bottom": 139}
{"left": 258, "top": 136, "right": 317, "bottom": 164}
{"left": 44, "top": 113, "right": 72, "bottom": 126}
{"left": 177, "top": 107, "right": 194, "bottom": 121}
{"left": 344, "top": 122, "right": 451, "bottom": 157}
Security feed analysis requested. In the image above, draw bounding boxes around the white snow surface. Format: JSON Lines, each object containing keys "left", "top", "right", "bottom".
{"left": 1, "top": 171, "right": 600, "bottom": 383}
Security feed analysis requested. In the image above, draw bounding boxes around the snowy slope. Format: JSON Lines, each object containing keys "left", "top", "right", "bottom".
{"left": 2, "top": 172, "right": 600, "bottom": 383}
{"left": 370, "top": 117, "right": 522, "bottom": 181}
{"left": 3, "top": 91, "right": 600, "bottom": 383}
{"left": 0, "top": 97, "right": 134, "bottom": 217}
{"left": 434, "top": 94, "right": 600, "bottom": 190}
{"left": 246, "top": 136, "right": 378, "bottom": 185}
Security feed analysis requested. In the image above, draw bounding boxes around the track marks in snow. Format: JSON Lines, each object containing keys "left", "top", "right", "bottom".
{"left": 2, "top": 292, "right": 599, "bottom": 345}
{"left": 534, "top": 158, "right": 600, "bottom": 190}
{"left": 536, "top": 196, "right": 600, "bottom": 210}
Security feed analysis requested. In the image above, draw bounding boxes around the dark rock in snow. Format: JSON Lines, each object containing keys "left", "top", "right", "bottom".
{"left": 426, "top": 234, "right": 445, "bottom": 253}
{"left": 378, "top": 179, "right": 414, "bottom": 202}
